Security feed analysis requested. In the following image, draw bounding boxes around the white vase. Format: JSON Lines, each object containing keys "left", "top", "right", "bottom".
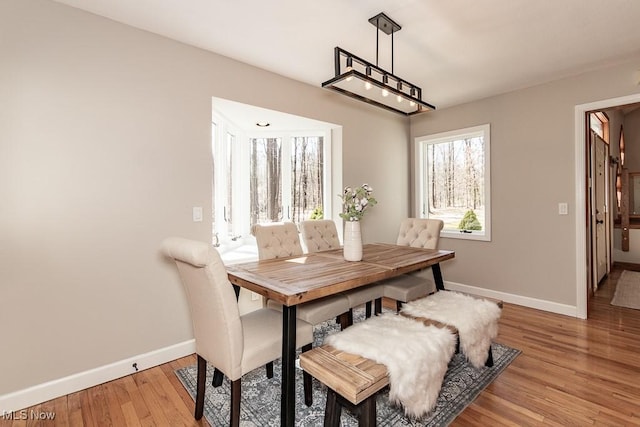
{"left": 343, "top": 220, "right": 363, "bottom": 261}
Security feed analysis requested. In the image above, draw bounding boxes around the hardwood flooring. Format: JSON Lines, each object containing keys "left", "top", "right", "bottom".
{"left": 454, "top": 266, "right": 640, "bottom": 426}
{"left": 3, "top": 266, "right": 640, "bottom": 426}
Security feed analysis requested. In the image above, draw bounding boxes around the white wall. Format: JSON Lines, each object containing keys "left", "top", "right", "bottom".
{"left": 613, "top": 229, "right": 640, "bottom": 264}
{"left": 0, "top": 0, "right": 409, "bottom": 403}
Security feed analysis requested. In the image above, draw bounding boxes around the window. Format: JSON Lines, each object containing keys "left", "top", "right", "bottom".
{"left": 248, "top": 135, "right": 324, "bottom": 225}
{"left": 250, "top": 137, "right": 283, "bottom": 224}
{"left": 224, "top": 131, "right": 235, "bottom": 233}
{"left": 290, "top": 136, "right": 324, "bottom": 223}
{"left": 212, "top": 121, "right": 217, "bottom": 242}
{"left": 589, "top": 112, "right": 609, "bottom": 142}
{"left": 212, "top": 115, "right": 331, "bottom": 246}
{"left": 415, "top": 124, "right": 491, "bottom": 241}
{"left": 212, "top": 123, "right": 242, "bottom": 242}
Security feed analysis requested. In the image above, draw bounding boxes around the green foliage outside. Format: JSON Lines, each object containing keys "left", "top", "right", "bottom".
{"left": 310, "top": 206, "right": 324, "bottom": 219}
{"left": 458, "top": 210, "right": 482, "bottom": 231}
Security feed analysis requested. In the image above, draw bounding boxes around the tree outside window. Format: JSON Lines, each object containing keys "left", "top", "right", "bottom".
{"left": 415, "top": 124, "right": 491, "bottom": 241}
{"left": 212, "top": 118, "right": 330, "bottom": 246}
{"left": 247, "top": 135, "right": 324, "bottom": 225}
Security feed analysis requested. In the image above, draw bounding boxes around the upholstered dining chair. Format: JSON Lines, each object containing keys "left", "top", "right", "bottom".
{"left": 300, "top": 219, "right": 341, "bottom": 253}
{"left": 382, "top": 218, "right": 444, "bottom": 311}
{"left": 161, "top": 237, "right": 314, "bottom": 426}
{"left": 253, "top": 222, "right": 352, "bottom": 329}
{"left": 300, "top": 219, "right": 383, "bottom": 319}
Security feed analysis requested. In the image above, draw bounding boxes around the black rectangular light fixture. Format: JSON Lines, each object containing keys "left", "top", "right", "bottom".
{"left": 322, "top": 13, "right": 436, "bottom": 116}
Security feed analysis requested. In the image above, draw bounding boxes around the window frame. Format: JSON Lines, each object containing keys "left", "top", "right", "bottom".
{"left": 589, "top": 111, "right": 609, "bottom": 143}
{"left": 414, "top": 123, "right": 492, "bottom": 242}
{"left": 212, "top": 112, "right": 333, "bottom": 245}
{"left": 247, "top": 132, "right": 330, "bottom": 225}
{"left": 212, "top": 116, "right": 246, "bottom": 241}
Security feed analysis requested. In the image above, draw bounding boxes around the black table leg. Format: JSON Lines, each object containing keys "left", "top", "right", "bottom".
{"left": 281, "top": 305, "right": 297, "bottom": 427}
{"left": 432, "top": 263, "right": 445, "bottom": 291}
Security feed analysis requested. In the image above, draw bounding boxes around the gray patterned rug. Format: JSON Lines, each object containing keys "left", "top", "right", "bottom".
{"left": 175, "top": 309, "right": 520, "bottom": 426}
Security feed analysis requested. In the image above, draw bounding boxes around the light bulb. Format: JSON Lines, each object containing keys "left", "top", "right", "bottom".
{"left": 346, "top": 57, "right": 353, "bottom": 81}
{"left": 397, "top": 95, "right": 403, "bottom": 103}
{"left": 365, "top": 81, "right": 372, "bottom": 90}
{"left": 382, "top": 89, "right": 389, "bottom": 97}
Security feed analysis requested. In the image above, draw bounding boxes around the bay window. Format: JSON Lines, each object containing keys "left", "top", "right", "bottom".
{"left": 212, "top": 114, "right": 331, "bottom": 248}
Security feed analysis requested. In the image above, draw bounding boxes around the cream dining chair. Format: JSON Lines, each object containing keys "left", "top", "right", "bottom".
{"left": 300, "top": 219, "right": 383, "bottom": 319}
{"left": 299, "top": 219, "right": 341, "bottom": 253}
{"left": 161, "top": 237, "right": 314, "bottom": 426}
{"left": 253, "top": 222, "right": 352, "bottom": 329}
{"left": 382, "top": 218, "right": 444, "bottom": 311}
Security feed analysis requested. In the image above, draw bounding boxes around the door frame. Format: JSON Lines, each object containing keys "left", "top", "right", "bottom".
{"left": 590, "top": 130, "right": 610, "bottom": 291}
{"left": 575, "top": 93, "right": 640, "bottom": 319}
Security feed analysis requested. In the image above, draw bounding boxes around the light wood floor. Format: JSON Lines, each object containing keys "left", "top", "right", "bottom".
{"left": 4, "top": 266, "right": 640, "bottom": 426}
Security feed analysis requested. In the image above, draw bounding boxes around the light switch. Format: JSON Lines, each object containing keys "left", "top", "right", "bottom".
{"left": 558, "top": 203, "right": 568, "bottom": 215}
{"left": 193, "top": 207, "right": 203, "bottom": 222}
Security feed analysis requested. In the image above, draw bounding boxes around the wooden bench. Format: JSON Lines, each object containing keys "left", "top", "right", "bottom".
{"left": 299, "top": 345, "right": 389, "bottom": 427}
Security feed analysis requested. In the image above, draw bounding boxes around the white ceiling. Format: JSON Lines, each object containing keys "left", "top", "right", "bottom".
{"left": 54, "top": 0, "right": 640, "bottom": 110}
{"left": 212, "top": 97, "right": 338, "bottom": 132}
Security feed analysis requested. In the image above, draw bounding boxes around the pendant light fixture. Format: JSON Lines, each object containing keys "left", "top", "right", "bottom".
{"left": 322, "top": 12, "right": 435, "bottom": 116}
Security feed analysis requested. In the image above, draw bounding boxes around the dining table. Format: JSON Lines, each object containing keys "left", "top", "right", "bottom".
{"left": 226, "top": 242, "right": 455, "bottom": 427}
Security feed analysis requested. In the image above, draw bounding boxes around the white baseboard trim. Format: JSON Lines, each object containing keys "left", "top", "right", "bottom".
{"left": 0, "top": 339, "right": 195, "bottom": 413}
{"left": 1, "top": 282, "right": 577, "bottom": 413}
{"left": 444, "top": 281, "right": 578, "bottom": 317}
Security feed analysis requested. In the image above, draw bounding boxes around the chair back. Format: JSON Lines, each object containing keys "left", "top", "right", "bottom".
{"left": 252, "top": 222, "right": 303, "bottom": 260}
{"left": 396, "top": 218, "right": 444, "bottom": 249}
{"left": 300, "top": 220, "right": 341, "bottom": 253}
{"left": 162, "top": 237, "right": 243, "bottom": 379}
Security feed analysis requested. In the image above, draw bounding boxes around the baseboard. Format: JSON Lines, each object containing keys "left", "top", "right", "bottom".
{"left": 444, "top": 281, "right": 578, "bottom": 317}
{"left": 0, "top": 339, "right": 195, "bottom": 413}
{"left": 0, "top": 282, "right": 577, "bottom": 413}
{"left": 613, "top": 261, "right": 640, "bottom": 272}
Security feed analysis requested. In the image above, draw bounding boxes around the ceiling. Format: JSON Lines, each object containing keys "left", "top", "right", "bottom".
{"left": 54, "top": 0, "right": 640, "bottom": 110}
{"left": 212, "top": 97, "right": 337, "bottom": 132}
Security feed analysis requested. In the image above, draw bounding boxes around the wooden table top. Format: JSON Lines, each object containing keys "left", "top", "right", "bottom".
{"left": 226, "top": 243, "right": 454, "bottom": 306}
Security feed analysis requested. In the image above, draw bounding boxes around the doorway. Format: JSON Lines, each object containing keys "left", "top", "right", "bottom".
{"left": 576, "top": 94, "right": 640, "bottom": 319}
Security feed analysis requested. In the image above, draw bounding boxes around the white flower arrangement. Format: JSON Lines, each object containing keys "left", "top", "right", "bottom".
{"left": 339, "top": 184, "right": 377, "bottom": 222}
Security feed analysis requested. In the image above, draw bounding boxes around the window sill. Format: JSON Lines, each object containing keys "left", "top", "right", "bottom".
{"left": 441, "top": 231, "right": 491, "bottom": 242}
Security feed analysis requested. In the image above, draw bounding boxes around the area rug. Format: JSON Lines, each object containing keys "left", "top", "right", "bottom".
{"left": 611, "top": 270, "right": 640, "bottom": 310}
{"left": 175, "top": 310, "right": 520, "bottom": 426}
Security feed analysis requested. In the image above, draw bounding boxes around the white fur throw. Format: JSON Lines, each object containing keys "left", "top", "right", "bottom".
{"left": 324, "top": 313, "right": 456, "bottom": 418}
{"left": 401, "top": 291, "right": 502, "bottom": 369}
